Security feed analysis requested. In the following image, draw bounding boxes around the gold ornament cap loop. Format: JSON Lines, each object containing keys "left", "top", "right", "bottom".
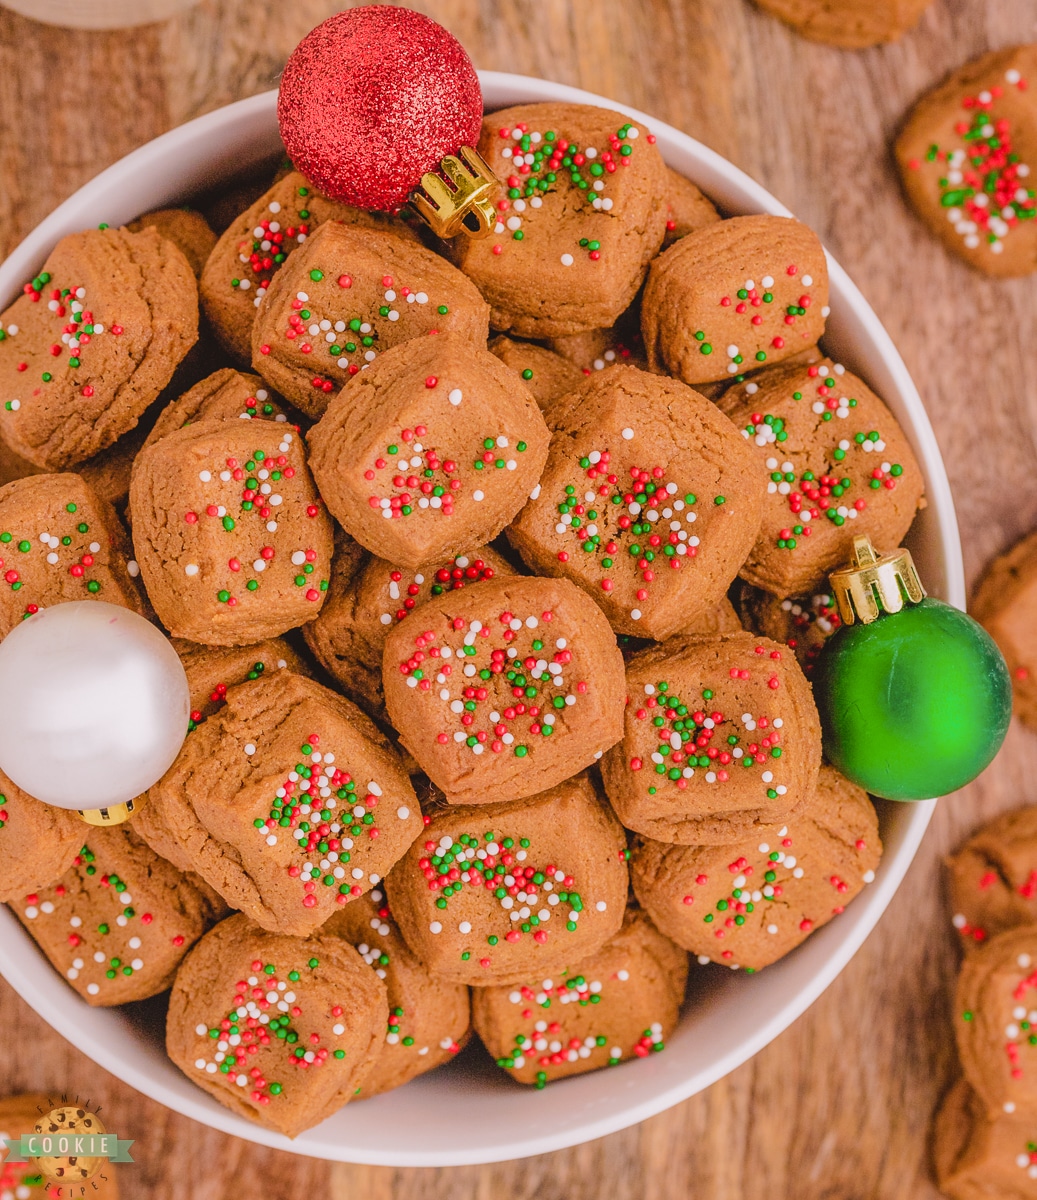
{"left": 409, "top": 145, "right": 500, "bottom": 239}
{"left": 77, "top": 794, "right": 146, "bottom": 826}
{"left": 828, "top": 534, "right": 926, "bottom": 626}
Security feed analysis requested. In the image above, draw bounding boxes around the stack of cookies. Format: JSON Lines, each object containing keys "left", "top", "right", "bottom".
{"left": 935, "top": 812, "right": 1037, "bottom": 1198}
{"left": 0, "top": 99, "right": 922, "bottom": 1138}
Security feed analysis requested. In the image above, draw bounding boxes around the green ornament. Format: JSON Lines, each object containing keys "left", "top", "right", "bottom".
{"left": 813, "top": 536, "right": 1011, "bottom": 801}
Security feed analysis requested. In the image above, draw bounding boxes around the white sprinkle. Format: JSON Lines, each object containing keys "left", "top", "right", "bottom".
{"left": 185, "top": 563, "right": 199, "bottom": 576}
{"left": 560, "top": 253, "right": 574, "bottom": 266}
{"left": 621, "top": 427, "right": 634, "bottom": 440}
{"left": 429, "top": 921, "right": 443, "bottom": 934}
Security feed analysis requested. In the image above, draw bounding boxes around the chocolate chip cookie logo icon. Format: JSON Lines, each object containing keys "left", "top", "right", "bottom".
{"left": 2, "top": 1098, "right": 133, "bottom": 1189}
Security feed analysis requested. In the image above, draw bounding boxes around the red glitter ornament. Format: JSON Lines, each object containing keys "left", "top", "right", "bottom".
{"left": 278, "top": 6, "right": 484, "bottom": 213}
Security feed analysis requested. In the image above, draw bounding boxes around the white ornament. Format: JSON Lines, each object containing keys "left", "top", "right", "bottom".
{"left": 0, "top": 602, "right": 190, "bottom": 809}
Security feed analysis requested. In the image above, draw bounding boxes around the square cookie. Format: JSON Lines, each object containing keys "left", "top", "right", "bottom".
{"left": 385, "top": 773, "right": 628, "bottom": 986}
{"left": 601, "top": 631, "right": 822, "bottom": 844}
{"left": 382, "top": 575, "right": 626, "bottom": 806}
{"left": 472, "top": 905, "right": 686, "bottom": 1086}
{"left": 147, "top": 671, "right": 422, "bottom": 936}
{"left": 934, "top": 1077, "right": 1037, "bottom": 1200}
{"left": 322, "top": 882, "right": 471, "bottom": 1094}
{"left": 719, "top": 357, "right": 925, "bottom": 596}
{"left": 0, "top": 769, "right": 83, "bottom": 903}
{"left": 201, "top": 169, "right": 419, "bottom": 362}
{"left": 641, "top": 215, "right": 828, "bottom": 386}
{"left": 487, "top": 335, "right": 585, "bottom": 419}
{"left": 129, "top": 419, "right": 334, "bottom": 645}
{"left": 662, "top": 166, "right": 722, "bottom": 248}
{"left": 0, "top": 227, "right": 198, "bottom": 468}
{"left": 166, "top": 912, "right": 386, "bottom": 1136}
{"left": 252, "top": 221, "right": 490, "bottom": 417}
{"left": 307, "top": 334, "right": 549, "bottom": 571}
{"left": 304, "top": 542, "right": 516, "bottom": 720}
{"left": 973, "top": 530, "right": 1037, "bottom": 731}
{"left": 15, "top": 825, "right": 224, "bottom": 1006}
{"left": 896, "top": 46, "right": 1037, "bottom": 276}
{"left": 630, "top": 764, "right": 880, "bottom": 970}
{"left": 452, "top": 103, "right": 667, "bottom": 337}
{"left": 506, "top": 364, "right": 764, "bottom": 639}
{"left": 0, "top": 472, "right": 145, "bottom": 637}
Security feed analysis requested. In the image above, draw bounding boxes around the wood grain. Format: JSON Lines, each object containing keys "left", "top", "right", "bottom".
{"left": 1, "top": 0, "right": 1036, "bottom": 1195}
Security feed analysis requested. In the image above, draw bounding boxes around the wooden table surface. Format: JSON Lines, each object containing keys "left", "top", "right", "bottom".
{"left": 1, "top": 0, "right": 1035, "bottom": 1195}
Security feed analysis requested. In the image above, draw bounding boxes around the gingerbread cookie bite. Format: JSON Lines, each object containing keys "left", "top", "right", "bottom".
{"left": 304, "top": 543, "right": 516, "bottom": 720}
{"left": 15, "top": 825, "right": 222, "bottom": 1006}
{"left": 934, "top": 1077, "right": 1037, "bottom": 1200}
{"left": 602, "top": 631, "right": 821, "bottom": 845}
{"left": 252, "top": 222, "right": 489, "bottom": 418}
{"left": 166, "top": 912, "right": 386, "bottom": 1136}
{"left": 663, "top": 167, "right": 722, "bottom": 248}
{"left": 452, "top": 103, "right": 666, "bottom": 338}
{"left": 487, "top": 335, "right": 585, "bottom": 418}
{"left": 0, "top": 771, "right": 82, "bottom": 903}
{"left": 148, "top": 671, "right": 421, "bottom": 936}
{"left": 720, "top": 358, "right": 924, "bottom": 597}
{"left": 0, "top": 227, "right": 198, "bottom": 469}
{"left": 0, "top": 472, "right": 145, "bottom": 637}
{"left": 507, "top": 365, "right": 764, "bottom": 640}
{"left": 308, "top": 335, "right": 549, "bottom": 571}
{"left": 323, "top": 883, "right": 470, "bottom": 1093}
{"left": 127, "top": 208, "right": 217, "bottom": 278}
{"left": 956, "top": 926, "right": 1037, "bottom": 1117}
{"left": 472, "top": 905, "right": 686, "bottom": 1086}
{"left": 382, "top": 575, "right": 625, "bottom": 806}
{"left": 386, "top": 773, "right": 628, "bottom": 986}
{"left": 200, "top": 169, "right": 415, "bottom": 362}
{"left": 630, "top": 765, "right": 879, "bottom": 970}
{"left": 947, "top": 808, "right": 1037, "bottom": 953}
{"left": 973, "top": 531, "right": 1037, "bottom": 730}
{"left": 143, "top": 368, "right": 300, "bottom": 451}
{"left": 130, "top": 419, "right": 333, "bottom": 645}
{"left": 642, "top": 216, "right": 828, "bottom": 387}
{"left": 896, "top": 46, "right": 1037, "bottom": 277}
{"left": 736, "top": 583, "right": 841, "bottom": 675}
{"left": 754, "top": 0, "right": 932, "bottom": 47}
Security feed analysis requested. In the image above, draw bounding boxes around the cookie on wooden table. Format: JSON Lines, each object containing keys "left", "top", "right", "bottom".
{"left": 452, "top": 103, "right": 667, "bottom": 338}
{"left": 252, "top": 222, "right": 489, "bottom": 418}
{"left": 487, "top": 335, "right": 585, "bottom": 419}
{"left": 304, "top": 542, "right": 516, "bottom": 721}
{"left": 323, "top": 883, "right": 470, "bottom": 1094}
{"left": 0, "top": 1094, "right": 119, "bottom": 1199}
{"left": 601, "top": 631, "right": 822, "bottom": 845}
{"left": 934, "top": 1077, "right": 1037, "bottom": 1200}
{"left": 472, "top": 905, "right": 686, "bottom": 1086}
{"left": 148, "top": 671, "right": 422, "bottom": 936}
{"left": 128, "top": 207, "right": 217, "bottom": 279}
{"left": 642, "top": 216, "right": 828, "bottom": 387}
{"left": 753, "top": 0, "right": 932, "bottom": 47}
{"left": 134, "top": 636, "right": 310, "bottom": 872}
{"left": 735, "top": 582, "right": 841, "bottom": 675}
{"left": 973, "top": 531, "right": 1037, "bottom": 731}
{"left": 166, "top": 912, "right": 386, "bottom": 1137}
{"left": 719, "top": 357, "right": 924, "bottom": 597}
{"left": 0, "top": 772, "right": 82, "bottom": 903}
{"left": 896, "top": 46, "right": 1037, "bottom": 276}
{"left": 386, "top": 772, "right": 628, "bottom": 987}
{"left": 947, "top": 808, "right": 1037, "bottom": 953}
{"left": 200, "top": 169, "right": 417, "bottom": 363}
{"left": 0, "top": 227, "right": 198, "bottom": 469}
{"left": 382, "top": 575, "right": 625, "bottom": 807}
{"left": 630, "top": 764, "right": 879, "bottom": 970}
{"left": 14, "top": 825, "right": 223, "bottom": 1006}
{"left": 506, "top": 365, "right": 764, "bottom": 640}
{"left": 662, "top": 167, "right": 722, "bottom": 248}
{"left": 143, "top": 368, "right": 302, "bottom": 452}
{"left": 0, "top": 472, "right": 145, "bottom": 638}
{"left": 129, "top": 419, "right": 333, "bottom": 645}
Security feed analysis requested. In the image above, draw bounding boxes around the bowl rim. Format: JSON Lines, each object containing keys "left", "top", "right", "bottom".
{"left": 0, "top": 74, "right": 958, "bottom": 1166}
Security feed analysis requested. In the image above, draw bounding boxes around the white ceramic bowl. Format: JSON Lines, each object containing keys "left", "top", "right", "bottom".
{"left": 0, "top": 75, "right": 962, "bottom": 1166}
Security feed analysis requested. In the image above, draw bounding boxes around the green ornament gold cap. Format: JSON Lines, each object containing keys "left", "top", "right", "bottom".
{"left": 828, "top": 535, "right": 926, "bottom": 626}
{"left": 77, "top": 795, "right": 147, "bottom": 827}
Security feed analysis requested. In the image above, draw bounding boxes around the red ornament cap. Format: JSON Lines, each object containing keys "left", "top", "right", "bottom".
{"left": 277, "top": 6, "right": 484, "bottom": 212}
